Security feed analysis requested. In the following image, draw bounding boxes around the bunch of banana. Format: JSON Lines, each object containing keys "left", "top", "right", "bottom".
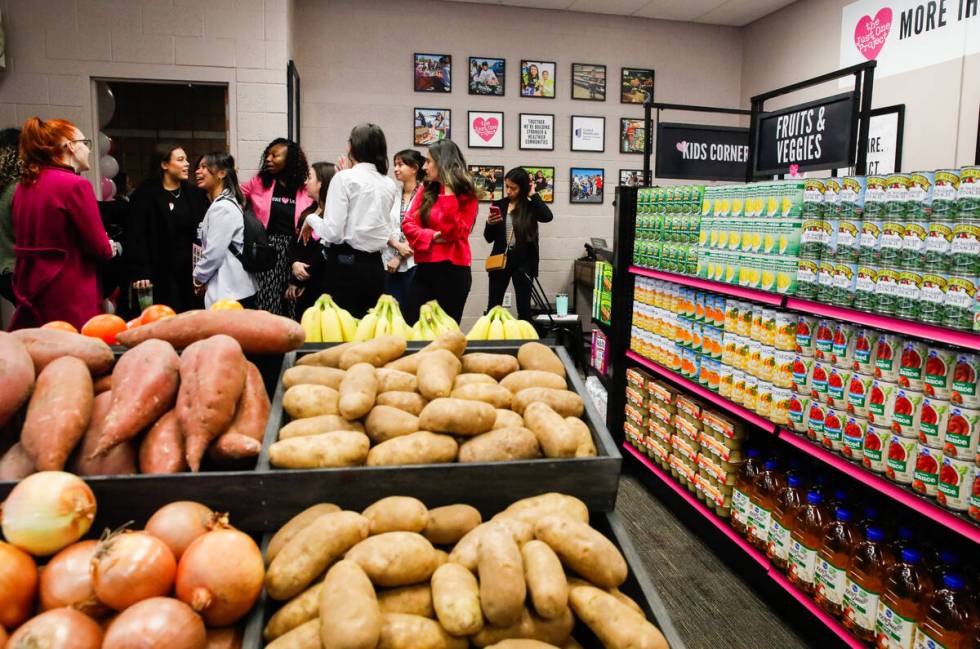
{"left": 354, "top": 294, "right": 414, "bottom": 341}
{"left": 466, "top": 305, "right": 538, "bottom": 340}
{"left": 411, "top": 300, "right": 460, "bottom": 341}
{"left": 300, "top": 294, "right": 359, "bottom": 343}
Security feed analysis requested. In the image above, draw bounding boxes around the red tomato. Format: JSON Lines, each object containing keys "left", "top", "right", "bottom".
{"left": 140, "top": 304, "right": 177, "bottom": 325}
{"left": 81, "top": 314, "right": 128, "bottom": 345}
{"left": 41, "top": 321, "right": 78, "bottom": 333}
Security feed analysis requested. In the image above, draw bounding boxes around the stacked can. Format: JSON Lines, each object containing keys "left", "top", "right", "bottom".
{"left": 797, "top": 179, "right": 826, "bottom": 300}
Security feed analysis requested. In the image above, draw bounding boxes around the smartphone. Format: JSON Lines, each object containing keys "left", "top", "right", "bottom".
{"left": 489, "top": 205, "right": 502, "bottom": 221}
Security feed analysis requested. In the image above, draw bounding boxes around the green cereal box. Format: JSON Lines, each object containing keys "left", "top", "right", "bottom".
{"left": 784, "top": 182, "right": 805, "bottom": 218}
{"left": 779, "top": 220, "right": 803, "bottom": 258}
{"left": 959, "top": 166, "right": 980, "bottom": 220}
{"left": 776, "top": 258, "right": 799, "bottom": 295}
{"left": 933, "top": 170, "right": 960, "bottom": 217}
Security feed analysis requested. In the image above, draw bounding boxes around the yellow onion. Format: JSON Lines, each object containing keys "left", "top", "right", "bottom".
{"left": 1, "top": 471, "right": 96, "bottom": 556}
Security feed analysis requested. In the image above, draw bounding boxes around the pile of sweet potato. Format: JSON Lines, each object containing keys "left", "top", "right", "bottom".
{"left": 0, "top": 328, "right": 270, "bottom": 480}
{"left": 269, "top": 334, "right": 598, "bottom": 469}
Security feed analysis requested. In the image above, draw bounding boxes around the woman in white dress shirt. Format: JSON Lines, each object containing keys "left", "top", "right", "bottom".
{"left": 302, "top": 123, "right": 398, "bottom": 318}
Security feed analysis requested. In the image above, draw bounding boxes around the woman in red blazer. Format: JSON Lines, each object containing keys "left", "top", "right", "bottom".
{"left": 401, "top": 139, "right": 478, "bottom": 324}
{"left": 10, "top": 117, "right": 116, "bottom": 330}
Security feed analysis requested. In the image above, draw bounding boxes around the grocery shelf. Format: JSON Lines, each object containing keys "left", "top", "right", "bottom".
{"left": 625, "top": 442, "right": 866, "bottom": 649}
{"left": 625, "top": 350, "right": 777, "bottom": 434}
{"left": 776, "top": 428, "right": 980, "bottom": 545}
{"left": 629, "top": 266, "right": 784, "bottom": 306}
{"left": 784, "top": 298, "right": 980, "bottom": 352}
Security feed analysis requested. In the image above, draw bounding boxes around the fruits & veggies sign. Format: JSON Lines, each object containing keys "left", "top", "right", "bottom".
{"left": 753, "top": 93, "right": 858, "bottom": 176}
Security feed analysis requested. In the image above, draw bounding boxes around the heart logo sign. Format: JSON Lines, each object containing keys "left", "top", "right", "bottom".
{"left": 473, "top": 117, "right": 499, "bottom": 142}
{"left": 854, "top": 7, "right": 892, "bottom": 60}
{"left": 675, "top": 141, "right": 687, "bottom": 153}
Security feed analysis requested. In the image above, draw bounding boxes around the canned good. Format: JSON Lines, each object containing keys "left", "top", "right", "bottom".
{"left": 941, "top": 406, "right": 980, "bottom": 459}
{"left": 772, "top": 387, "right": 792, "bottom": 425}
{"left": 847, "top": 372, "right": 874, "bottom": 418}
{"left": 951, "top": 352, "right": 979, "bottom": 407}
{"left": 724, "top": 299, "right": 740, "bottom": 333}
{"left": 822, "top": 407, "right": 845, "bottom": 452}
{"left": 773, "top": 350, "right": 795, "bottom": 388}
{"left": 743, "top": 376, "right": 758, "bottom": 411}
{"left": 949, "top": 223, "right": 980, "bottom": 275}
{"left": 814, "top": 319, "right": 835, "bottom": 361}
{"left": 879, "top": 220, "right": 905, "bottom": 268}
{"left": 733, "top": 369, "right": 747, "bottom": 405}
{"left": 737, "top": 302, "right": 753, "bottom": 336}
{"left": 885, "top": 435, "right": 917, "bottom": 484}
{"left": 837, "top": 215, "right": 861, "bottom": 262}
{"left": 937, "top": 455, "right": 973, "bottom": 511}
{"left": 817, "top": 260, "right": 836, "bottom": 303}
{"left": 831, "top": 322, "right": 857, "bottom": 369}
{"left": 900, "top": 220, "right": 928, "bottom": 270}
{"left": 898, "top": 339, "right": 927, "bottom": 391}
{"left": 892, "top": 388, "right": 924, "bottom": 438}
{"left": 932, "top": 169, "right": 960, "bottom": 218}
{"left": 917, "top": 398, "right": 950, "bottom": 449}
{"left": 943, "top": 275, "right": 978, "bottom": 331}
{"left": 719, "top": 364, "right": 734, "bottom": 398}
{"left": 918, "top": 273, "right": 948, "bottom": 325}
{"left": 827, "top": 367, "right": 853, "bottom": 408}
{"left": 758, "top": 346, "right": 775, "bottom": 383}
{"left": 842, "top": 416, "right": 868, "bottom": 461}
{"left": 894, "top": 270, "right": 922, "bottom": 321}
{"left": 874, "top": 333, "right": 902, "bottom": 381}
{"left": 832, "top": 262, "right": 858, "bottom": 307}
{"left": 923, "top": 346, "right": 955, "bottom": 399}
{"left": 756, "top": 381, "right": 772, "bottom": 419}
{"left": 970, "top": 467, "right": 980, "bottom": 522}
{"left": 885, "top": 174, "right": 910, "bottom": 218}
{"left": 775, "top": 312, "right": 796, "bottom": 351}
{"left": 796, "top": 315, "right": 818, "bottom": 357}
{"left": 913, "top": 445, "right": 943, "bottom": 497}
{"left": 796, "top": 258, "right": 819, "bottom": 299}
{"left": 736, "top": 336, "right": 751, "bottom": 371}
{"left": 747, "top": 340, "right": 762, "bottom": 378}
{"left": 875, "top": 268, "right": 901, "bottom": 316}
{"left": 868, "top": 380, "right": 898, "bottom": 428}
{"left": 853, "top": 265, "right": 878, "bottom": 312}
{"left": 789, "top": 394, "right": 812, "bottom": 434}
{"left": 807, "top": 400, "right": 827, "bottom": 443}
{"left": 706, "top": 358, "right": 721, "bottom": 392}
{"left": 852, "top": 328, "right": 878, "bottom": 374}
{"left": 859, "top": 220, "right": 882, "bottom": 264}
{"left": 791, "top": 355, "right": 814, "bottom": 394}
{"left": 909, "top": 171, "right": 934, "bottom": 218}
{"left": 811, "top": 361, "right": 830, "bottom": 403}
{"left": 924, "top": 221, "right": 954, "bottom": 271}
{"left": 862, "top": 425, "right": 891, "bottom": 473}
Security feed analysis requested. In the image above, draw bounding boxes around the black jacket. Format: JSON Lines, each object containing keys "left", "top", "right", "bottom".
{"left": 126, "top": 179, "right": 209, "bottom": 312}
{"left": 483, "top": 194, "right": 553, "bottom": 277}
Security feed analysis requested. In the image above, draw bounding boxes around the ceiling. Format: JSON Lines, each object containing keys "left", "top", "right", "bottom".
{"left": 440, "top": 0, "right": 799, "bottom": 26}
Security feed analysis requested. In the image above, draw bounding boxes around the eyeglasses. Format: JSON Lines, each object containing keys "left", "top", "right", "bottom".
{"left": 68, "top": 139, "right": 92, "bottom": 147}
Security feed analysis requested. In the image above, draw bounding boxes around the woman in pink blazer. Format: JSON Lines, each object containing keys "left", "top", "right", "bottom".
{"left": 10, "top": 117, "right": 116, "bottom": 330}
{"left": 241, "top": 138, "right": 313, "bottom": 317}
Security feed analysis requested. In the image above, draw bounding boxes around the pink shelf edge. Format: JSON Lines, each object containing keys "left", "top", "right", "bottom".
{"left": 623, "top": 442, "right": 770, "bottom": 569}
{"left": 776, "top": 429, "right": 980, "bottom": 545}
{"left": 785, "top": 298, "right": 980, "bottom": 352}
{"left": 625, "top": 351, "right": 777, "bottom": 434}
{"left": 767, "top": 570, "right": 867, "bottom": 649}
{"left": 629, "top": 266, "right": 785, "bottom": 306}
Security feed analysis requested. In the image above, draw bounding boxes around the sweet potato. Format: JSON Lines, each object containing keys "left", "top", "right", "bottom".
{"left": 458, "top": 428, "right": 541, "bottom": 463}
{"left": 423, "top": 505, "right": 482, "bottom": 546}
{"left": 378, "top": 613, "right": 467, "bottom": 649}
{"left": 568, "top": 584, "right": 668, "bottom": 649}
{"left": 534, "top": 515, "right": 627, "bottom": 588}
{"left": 138, "top": 409, "right": 187, "bottom": 474}
{"left": 478, "top": 525, "right": 526, "bottom": 626}
{"left": 283, "top": 385, "right": 340, "bottom": 419}
{"left": 269, "top": 431, "right": 370, "bottom": 469}
{"left": 207, "top": 432, "right": 262, "bottom": 462}
{"left": 375, "top": 392, "right": 427, "bottom": 416}
{"left": 72, "top": 391, "right": 137, "bottom": 476}
{"left": 494, "top": 409, "right": 525, "bottom": 430}
{"left": 451, "top": 383, "right": 513, "bottom": 409}
{"left": 517, "top": 343, "right": 565, "bottom": 378}
{"left": 364, "top": 405, "right": 419, "bottom": 444}
{"left": 564, "top": 417, "right": 597, "bottom": 457}
{"left": 267, "top": 503, "right": 341, "bottom": 564}
{"left": 319, "top": 560, "right": 382, "bottom": 649}
{"left": 177, "top": 335, "right": 248, "bottom": 471}
{"left": 282, "top": 365, "right": 345, "bottom": 390}
{"left": 91, "top": 339, "right": 180, "bottom": 458}
{"left": 499, "top": 371, "right": 567, "bottom": 394}
{"left": 345, "top": 532, "right": 441, "bottom": 587}
{"left": 0, "top": 332, "right": 34, "bottom": 429}
{"left": 454, "top": 373, "right": 497, "bottom": 389}
{"left": 0, "top": 442, "right": 34, "bottom": 480}
{"left": 116, "top": 308, "right": 305, "bottom": 353}
{"left": 222, "top": 362, "right": 271, "bottom": 443}
{"left": 340, "top": 336, "right": 407, "bottom": 370}
{"left": 416, "top": 350, "right": 462, "bottom": 400}
{"left": 366, "top": 432, "right": 458, "bottom": 467}
{"left": 93, "top": 374, "right": 112, "bottom": 394}
{"left": 432, "top": 562, "right": 483, "bottom": 636}
{"left": 419, "top": 398, "right": 496, "bottom": 436}
{"left": 296, "top": 343, "right": 355, "bottom": 368}
{"left": 362, "top": 496, "right": 429, "bottom": 535}
{"left": 278, "top": 415, "right": 363, "bottom": 440}
{"left": 376, "top": 369, "right": 417, "bottom": 393}
{"left": 11, "top": 327, "right": 114, "bottom": 375}
{"left": 377, "top": 585, "right": 434, "bottom": 618}
{"left": 264, "top": 582, "right": 323, "bottom": 641}
{"left": 461, "top": 353, "right": 520, "bottom": 380}
{"left": 512, "top": 389, "right": 584, "bottom": 418}
{"left": 522, "top": 403, "right": 578, "bottom": 458}
{"left": 21, "top": 355, "right": 93, "bottom": 470}
{"left": 339, "top": 362, "right": 379, "bottom": 420}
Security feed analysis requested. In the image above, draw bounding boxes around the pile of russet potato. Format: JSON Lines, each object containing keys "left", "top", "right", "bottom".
{"left": 270, "top": 334, "right": 598, "bottom": 468}
{"left": 263, "top": 493, "right": 669, "bottom": 649}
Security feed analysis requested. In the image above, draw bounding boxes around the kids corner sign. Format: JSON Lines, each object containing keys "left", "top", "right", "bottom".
{"left": 840, "top": 0, "right": 980, "bottom": 81}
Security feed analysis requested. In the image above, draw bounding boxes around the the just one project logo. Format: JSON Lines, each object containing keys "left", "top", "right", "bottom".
{"left": 853, "top": 6, "right": 893, "bottom": 59}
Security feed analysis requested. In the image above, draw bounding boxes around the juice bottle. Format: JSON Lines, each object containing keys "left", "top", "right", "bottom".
{"left": 930, "top": 550, "right": 961, "bottom": 587}
{"left": 815, "top": 508, "right": 860, "bottom": 617}
{"left": 844, "top": 526, "right": 894, "bottom": 642}
{"left": 889, "top": 526, "right": 916, "bottom": 559}
{"left": 860, "top": 505, "right": 880, "bottom": 537}
{"left": 788, "top": 491, "right": 829, "bottom": 595}
{"left": 731, "top": 448, "right": 762, "bottom": 537}
{"left": 767, "top": 474, "right": 805, "bottom": 571}
{"left": 876, "top": 548, "right": 934, "bottom": 649}
{"left": 749, "top": 459, "right": 786, "bottom": 550}
{"left": 914, "top": 574, "right": 977, "bottom": 649}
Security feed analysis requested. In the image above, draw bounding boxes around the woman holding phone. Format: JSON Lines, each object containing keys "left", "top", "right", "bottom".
{"left": 484, "top": 167, "right": 553, "bottom": 321}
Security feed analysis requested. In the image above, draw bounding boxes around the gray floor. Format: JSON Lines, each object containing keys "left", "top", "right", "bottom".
{"left": 616, "top": 473, "right": 812, "bottom": 649}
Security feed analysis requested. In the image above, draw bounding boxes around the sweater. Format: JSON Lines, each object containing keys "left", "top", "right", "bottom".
{"left": 402, "top": 190, "right": 478, "bottom": 267}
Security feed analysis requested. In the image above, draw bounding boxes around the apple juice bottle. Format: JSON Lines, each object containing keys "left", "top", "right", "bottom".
{"left": 768, "top": 474, "right": 805, "bottom": 571}
{"left": 815, "top": 508, "right": 859, "bottom": 617}
{"left": 788, "top": 490, "right": 828, "bottom": 595}
{"left": 843, "top": 527, "right": 894, "bottom": 642}
{"left": 876, "top": 548, "right": 934, "bottom": 649}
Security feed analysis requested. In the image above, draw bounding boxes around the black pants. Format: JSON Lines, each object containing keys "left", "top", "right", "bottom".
{"left": 320, "top": 245, "right": 385, "bottom": 319}
{"left": 407, "top": 261, "right": 471, "bottom": 324}
{"left": 0, "top": 271, "right": 14, "bottom": 304}
{"left": 487, "top": 265, "right": 534, "bottom": 321}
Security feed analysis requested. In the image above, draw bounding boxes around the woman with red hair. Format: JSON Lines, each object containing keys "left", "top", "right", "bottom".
{"left": 10, "top": 117, "right": 117, "bottom": 329}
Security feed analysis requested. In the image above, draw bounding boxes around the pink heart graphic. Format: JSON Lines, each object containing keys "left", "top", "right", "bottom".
{"left": 854, "top": 7, "right": 892, "bottom": 61}
{"left": 473, "top": 117, "right": 499, "bottom": 142}
{"left": 675, "top": 140, "right": 687, "bottom": 153}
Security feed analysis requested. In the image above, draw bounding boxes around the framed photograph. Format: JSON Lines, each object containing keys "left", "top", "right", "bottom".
{"left": 570, "top": 167, "right": 604, "bottom": 204}
{"left": 619, "top": 169, "right": 645, "bottom": 187}
{"left": 467, "top": 111, "right": 504, "bottom": 149}
{"left": 414, "top": 53, "right": 452, "bottom": 93}
{"left": 522, "top": 166, "right": 554, "bottom": 203}
{"left": 520, "top": 60, "right": 556, "bottom": 98}
{"left": 469, "top": 57, "right": 505, "bottom": 96}
{"left": 469, "top": 165, "right": 504, "bottom": 202}
{"left": 414, "top": 108, "right": 451, "bottom": 146}
{"left": 570, "top": 115, "right": 605, "bottom": 152}
{"left": 571, "top": 63, "right": 605, "bottom": 101}
{"left": 620, "top": 67, "right": 655, "bottom": 104}
{"left": 519, "top": 113, "right": 554, "bottom": 150}
{"left": 620, "top": 118, "right": 646, "bottom": 154}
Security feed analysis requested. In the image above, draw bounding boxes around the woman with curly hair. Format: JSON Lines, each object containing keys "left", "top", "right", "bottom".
{"left": 241, "top": 137, "right": 314, "bottom": 316}
{"left": 0, "top": 127, "right": 22, "bottom": 304}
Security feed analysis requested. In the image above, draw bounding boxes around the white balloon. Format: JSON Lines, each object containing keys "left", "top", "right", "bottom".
{"left": 99, "top": 154, "right": 119, "bottom": 179}
{"left": 97, "top": 83, "right": 115, "bottom": 128}
{"left": 98, "top": 132, "right": 111, "bottom": 156}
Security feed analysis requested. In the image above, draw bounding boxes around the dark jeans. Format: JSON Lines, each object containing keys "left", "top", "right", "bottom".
{"left": 385, "top": 266, "right": 416, "bottom": 316}
{"left": 487, "top": 265, "right": 533, "bottom": 321}
{"left": 0, "top": 271, "right": 14, "bottom": 304}
{"left": 407, "top": 261, "right": 471, "bottom": 324}
{"left": 321, "top": 245, "right": 385, "bottom": 319}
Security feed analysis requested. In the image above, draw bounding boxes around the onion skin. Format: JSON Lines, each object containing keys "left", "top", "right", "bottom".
{"left": 39, "top": 540, "right": 108, "bottom": 617}
{"left": 205, "top": 627, "right": 243, "bottom": 649}
{"left": 92, "top": 531, "right": 177, "bottom": 611}
{"left": 1, "top": 471, "right": 96, "bottom": 556}
{"left": 176, "top": 528, "right": 264, "bottom": 626}
{"left": 145, "top": 501, "right": 216, "bottom": 561}
{"left": 102, "top": 597, "right": 206, "bottom": 649}
{"left": 0, "top": 541, "right": 38, "bottom": 628}
{"left": 6, "top": 607, "right": 103, "bottom": 649}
